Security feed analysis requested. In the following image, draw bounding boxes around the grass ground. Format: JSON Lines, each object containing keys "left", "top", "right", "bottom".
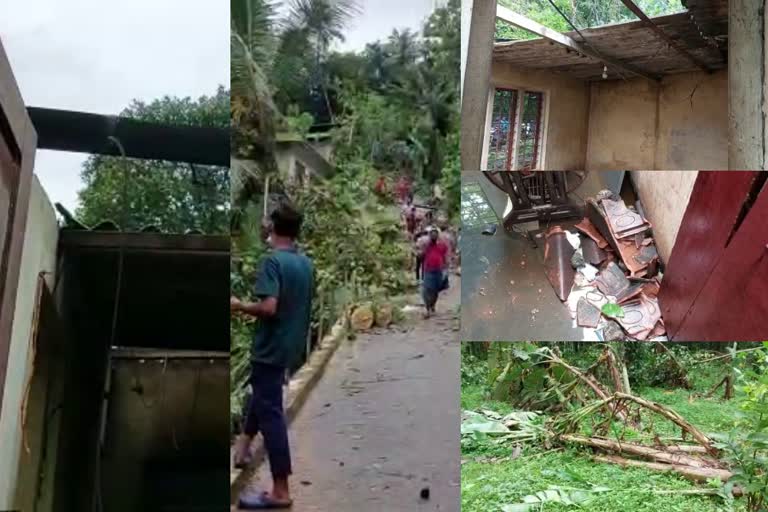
{"left": 461, "top": 369, "right": 746, "bottom": 511}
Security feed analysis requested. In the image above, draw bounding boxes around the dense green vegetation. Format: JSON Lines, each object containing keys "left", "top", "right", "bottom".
{"left": 76, "top": 87, "right": 230, "bottom": 233}
{"left": 461, "top": 342, "right": 768, "bottom": 512}
{"left": 496, "top": 0, "right": 683, "bottom": 40}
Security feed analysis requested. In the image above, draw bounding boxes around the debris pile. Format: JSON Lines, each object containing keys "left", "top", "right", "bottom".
{"left": 543, "top": 190, "right": 664, "bottom": 340}
{"left": 473, "top": 346, "right": 735, "bottom": 486}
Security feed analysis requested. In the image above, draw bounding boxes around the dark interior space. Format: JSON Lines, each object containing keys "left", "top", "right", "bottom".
{"left": 49, "top": 230, "right": 229, "bottom": 512}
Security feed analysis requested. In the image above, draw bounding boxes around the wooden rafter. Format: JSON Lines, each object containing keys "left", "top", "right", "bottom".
{"left": 618, "top": 0, "right": 712, "bottom": 73}
{"left": 495, "top": 5, "right": 660, "bottom": 82}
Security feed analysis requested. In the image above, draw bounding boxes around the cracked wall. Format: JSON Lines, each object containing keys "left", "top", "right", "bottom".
{"left": 586, "top": 70, "right": 728, "bottom": 171}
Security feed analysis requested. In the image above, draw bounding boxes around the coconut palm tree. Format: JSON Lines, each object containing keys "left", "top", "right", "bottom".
{"left": 230, "top": 0, "right": 280, "bottom": 229}
{"left": 284, "top": 0, "right": 361, "bottom": 121}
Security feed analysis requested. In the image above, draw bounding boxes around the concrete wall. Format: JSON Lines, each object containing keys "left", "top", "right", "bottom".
{"left": 630, "top": 170, "right": 698, "bottom": 263}
{"left": 101, "top": 351, "right": 230, "bottom": 512}
{"left": 728, "top": 0, "right": 765, "bottom": 169}
{"left": 0, "top": 174, "right": 58, "bottom": 509}
{"left": 586, "top": 70, "right": 728, "bottom": 170}
{"left": 490, "top": 64, "right": 590, "bottom": 169}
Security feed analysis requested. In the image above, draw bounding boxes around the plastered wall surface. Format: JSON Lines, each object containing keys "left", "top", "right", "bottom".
{"left": 0, "top": 175, "right": 58, "bottom": 509}
{"left": 586, "top": 70, "right": 727, "bottom": 170}
{"left": 491, "top": 63, "right": 590, "bottom": 170}
{"left": 728, "top": 0, "right": 764, "bottom": 169}
{"left": 654, "top": 71, "right": 728, "bottom": 170}
{"left": 630, "top": 170, "right": 698, "bottom": 263}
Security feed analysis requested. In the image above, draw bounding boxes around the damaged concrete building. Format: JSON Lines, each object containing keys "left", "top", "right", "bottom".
{"left": 0, "top": 41, "right": 229, "bottom": 512}
{"left": 461, "top": 0, "right": 768, "bottom": 170}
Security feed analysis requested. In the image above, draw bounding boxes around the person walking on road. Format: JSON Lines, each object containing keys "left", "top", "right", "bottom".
{"left": 421, "top": 226, "right": 449, "bottom": 318}
{"left": 231, "top": 202, "right": 314, "bottom": 510}
{"left": 414, "top": 228, "right": 430, "bottom": 281}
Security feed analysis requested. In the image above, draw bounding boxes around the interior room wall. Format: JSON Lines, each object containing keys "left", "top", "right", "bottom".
{"left": 490, "top": 63, "right": 591, "bottom": 170}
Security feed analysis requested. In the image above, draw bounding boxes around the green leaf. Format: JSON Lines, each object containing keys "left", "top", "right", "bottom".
{"left": 601, "top": 303, "right": 625, "bottom": 319}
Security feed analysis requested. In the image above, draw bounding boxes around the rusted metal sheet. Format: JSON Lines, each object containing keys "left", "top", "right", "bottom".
{"left": 672, "top": 178, "right": 768, "bottom": 341}
{"left": 658, "top": 171, "right": 760, "bottom": 339}
{"left": 544, "top": 226, "right": 575, "bottom": 301}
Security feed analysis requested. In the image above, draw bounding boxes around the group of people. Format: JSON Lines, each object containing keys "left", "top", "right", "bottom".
{"left": 400, "top": 190, "right": 455, "bottom": 318}
{"left": 228, "top": 178, "right": 455, "bottom": 508}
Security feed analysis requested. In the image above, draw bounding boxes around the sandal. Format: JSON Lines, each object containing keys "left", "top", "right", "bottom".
{"left": 238, "top": 491, "right": 293, "bottom": 510}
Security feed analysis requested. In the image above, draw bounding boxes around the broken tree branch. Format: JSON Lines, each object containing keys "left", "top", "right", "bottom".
{"left": 561, "top": 435, "right": 719, "bottom": 469}
{"left": 612, "top": 392, "right": 717, "bottom": 456}
{"left": 592, "top": 455, "right": 733, "bottom": 483}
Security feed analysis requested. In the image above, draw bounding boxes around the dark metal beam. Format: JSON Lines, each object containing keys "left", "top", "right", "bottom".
{"left": 618, "top": 0, "right": 712, "bottom": 73}
{"left": 27, "top": 107, "right": 229, "bottom": 166}
{"left": 58, "top": 230, "right": 229, "bottom": 254}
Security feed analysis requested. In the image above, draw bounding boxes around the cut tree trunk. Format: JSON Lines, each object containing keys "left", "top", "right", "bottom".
{"left": 560, "top": 435, "right": 719, "bottom": 469}
{"left": 592, "top": 454, "right": 733, "bottom": 483}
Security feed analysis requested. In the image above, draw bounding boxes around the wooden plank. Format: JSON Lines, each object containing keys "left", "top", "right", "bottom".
{"left": 658, "top": 171, "right": 759, "bottom": 339}
{"left": 673, "top": 179, "right": 768, "bottom": 341}
{"left": 496, "top": 5, "right": 660, "bottom": 82}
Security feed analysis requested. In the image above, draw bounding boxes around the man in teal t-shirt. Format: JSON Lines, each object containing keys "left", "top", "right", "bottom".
{"left": 231, "top": 202, "right": 314, "bottom": 509}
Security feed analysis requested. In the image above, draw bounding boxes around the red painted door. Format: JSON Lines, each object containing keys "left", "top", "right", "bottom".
{"left": 659, "top": 171, "right": 768, "bottom": 341}
{"left": 0, "top": 39, "right": 37, "bottom": 412}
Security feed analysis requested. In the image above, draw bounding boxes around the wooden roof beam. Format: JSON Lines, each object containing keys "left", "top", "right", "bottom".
{"left": 495, "top": 5, "right": 660, "bottom": 82}
{"left": 618, "top": 0, "right": 712, "bottom": 73}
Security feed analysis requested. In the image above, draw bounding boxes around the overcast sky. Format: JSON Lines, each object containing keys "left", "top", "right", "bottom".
{"left": 1, "top": 0, "right": 437, "bottom": 211}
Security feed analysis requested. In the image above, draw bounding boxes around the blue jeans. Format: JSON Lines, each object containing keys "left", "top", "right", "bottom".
{"left": 243, "top": 362, "right": 292, "bottom": 478}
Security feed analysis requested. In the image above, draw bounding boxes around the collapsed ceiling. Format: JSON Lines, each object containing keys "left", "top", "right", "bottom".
{"left": 493, "top": 0, "right": 727, "bottom": 81}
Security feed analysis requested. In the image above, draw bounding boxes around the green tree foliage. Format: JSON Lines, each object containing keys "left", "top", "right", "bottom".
{"left": 496, "top": 0, "right": 684, "bottom": 40}
{"left": 330, "top": 0, "right": 460, "bottom": 187}
{"left": 76, "top": 87, "right": 229, "bottom": 233}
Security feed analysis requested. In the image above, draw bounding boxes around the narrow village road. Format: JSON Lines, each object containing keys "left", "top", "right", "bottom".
{"left": 241, "top": 281, "right": 461, "bottom": 511}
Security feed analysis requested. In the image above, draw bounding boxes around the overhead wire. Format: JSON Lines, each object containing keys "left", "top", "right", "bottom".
{"left": 541, "top": 0, "right": 629, "bottom": 81}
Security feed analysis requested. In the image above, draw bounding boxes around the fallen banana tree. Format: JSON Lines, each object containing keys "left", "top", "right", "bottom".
{"left": 480, "top": 346, "right": 739, "bottom": 486}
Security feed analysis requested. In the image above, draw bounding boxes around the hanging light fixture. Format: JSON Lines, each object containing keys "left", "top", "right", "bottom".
{"left": 602, "top": 65, "right": 608, "bottom": 79}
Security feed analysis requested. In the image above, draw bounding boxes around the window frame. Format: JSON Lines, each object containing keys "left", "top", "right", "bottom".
{"left": 482, "top": 84, "right": 549, "bottom": 171}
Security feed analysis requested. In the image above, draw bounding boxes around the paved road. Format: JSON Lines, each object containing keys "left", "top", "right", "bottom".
{"left": 241, "top": 282, "right": 461, "bottom": 511}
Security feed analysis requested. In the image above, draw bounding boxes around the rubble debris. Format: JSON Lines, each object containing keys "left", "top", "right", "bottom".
{"left": 594, "top": 262, "right": 630, "bottom": 297}
{"left": 634, "top": 244, "right": 659, "bottom": 266}
{"left": 586, "top": 199, "right": 652, "bottom": 276}
{"left": 581, "top": 236, "right": 607, "bottom": 265}
{"left": 615, "top": 294, "right": 661, "bottom": 340}
{"left": 571, "top": 249, "right": 586, "bottom": 268}
{"left": 574, "top": 218, "right": 609, "bottom": 249}
{"left": 602, "top": 198, "right": 651, "bottom": 239}
{"left": 580, "top": 264, "right": 598, "bottom": 282}
{"left": 576, "top": 297, "right": 601, "bottom": 328}
{"left": 544, "top": 226, "right": 575, "bottom": 301}
{"left": 597, "top": 320, "right": 625, "bottom": 341}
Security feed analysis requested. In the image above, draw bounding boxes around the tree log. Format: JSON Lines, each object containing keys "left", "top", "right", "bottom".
{"left": 592, "top": 455, "right": 733, "bottom": 483}
{"left": 561, "top": 435, "right": 717, "bottom": 469}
